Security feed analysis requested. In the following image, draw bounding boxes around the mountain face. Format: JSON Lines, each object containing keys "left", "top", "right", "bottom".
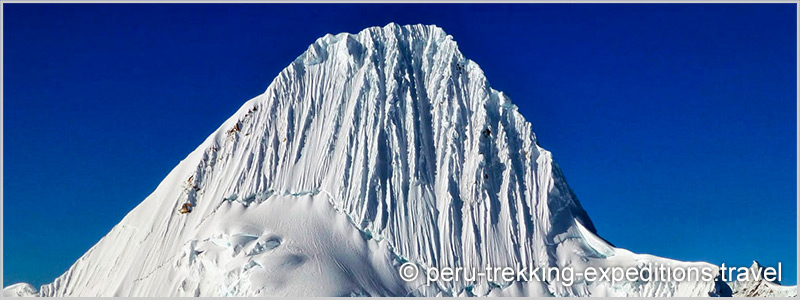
{"left": 730, "top": 262, "right": 797, "bottom": 297}
{"left": 5, "top": 24, "right": 795, "bottom": 297}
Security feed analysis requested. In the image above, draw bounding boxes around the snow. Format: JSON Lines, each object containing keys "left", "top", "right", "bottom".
{"left": 729, "top": 262, "right": 798, "bottom": 297}
{"left": 2, "top": 283, "right": 37, "bottom": 297}
{"left": 3, "top": 23, "right": 795, "bottom": 297}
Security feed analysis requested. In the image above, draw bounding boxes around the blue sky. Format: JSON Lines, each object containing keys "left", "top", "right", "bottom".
{"left": 3, "top": 4, "right": 796, "bottom": 287}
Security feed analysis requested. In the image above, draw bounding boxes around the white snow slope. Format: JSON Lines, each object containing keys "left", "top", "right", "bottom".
{"left": 4, "top": 23, "right": 796, "bottom": 297}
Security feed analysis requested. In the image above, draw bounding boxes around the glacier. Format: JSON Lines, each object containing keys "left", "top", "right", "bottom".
{"left": 3, "top": 23, "right": 796, "bottom": 297}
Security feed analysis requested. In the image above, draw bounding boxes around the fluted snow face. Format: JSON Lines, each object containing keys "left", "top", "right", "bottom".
{"left": 190, "top": 23, "right": 598, "bottom": 293}
{"left": 260, "top": 23, "right": 595, "bottom": 277}
{"left": 30, "top": 24, "right": 734, "bottom": 297}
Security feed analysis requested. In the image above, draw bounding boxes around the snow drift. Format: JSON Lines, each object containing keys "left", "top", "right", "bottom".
{"left": 4, "top": 23, "right": 796, "bottom": 297}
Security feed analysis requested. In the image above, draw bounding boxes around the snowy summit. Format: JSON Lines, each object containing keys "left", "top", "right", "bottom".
{"left": 4, "top": 23, "right": 796, "bottom": 297}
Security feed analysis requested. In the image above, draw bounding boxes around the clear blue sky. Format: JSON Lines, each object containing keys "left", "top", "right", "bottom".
{"left": 3, "top": 4, "right": 796, "bottom": 287}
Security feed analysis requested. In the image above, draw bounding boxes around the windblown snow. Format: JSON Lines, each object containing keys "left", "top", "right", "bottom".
{"left": 4, "top": 23, "right": 796, "bottom": 297}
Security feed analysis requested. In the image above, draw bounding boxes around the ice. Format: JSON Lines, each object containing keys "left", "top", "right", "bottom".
{"left": 247, "top": 236, "right": 281, "bottom": 256}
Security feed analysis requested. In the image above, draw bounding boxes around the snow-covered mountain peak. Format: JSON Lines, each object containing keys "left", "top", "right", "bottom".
{"left": 274, "top": 23, "right": 503, "bottom": 121}
{"left": 729, "top": 261, "right": 797, "bottom": 297}
{"left": 25, "top": 24, "right": 598, "bottom": 296}
{"left": 5, "top": 23, "right": 794, "bottom": 297}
